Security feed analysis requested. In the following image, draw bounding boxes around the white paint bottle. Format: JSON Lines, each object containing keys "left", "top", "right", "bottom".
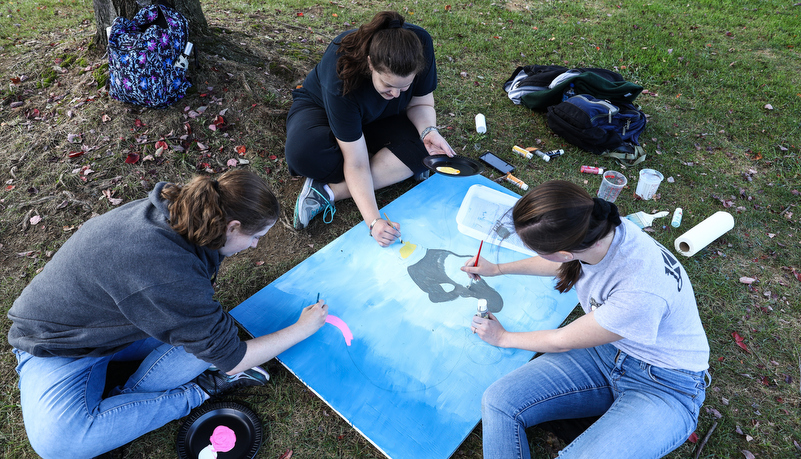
{"left": 476, "top": 299, "right": 489, "bottom": 318}
{"left": 475, "top": 114, "right": 487, "bottom": 133}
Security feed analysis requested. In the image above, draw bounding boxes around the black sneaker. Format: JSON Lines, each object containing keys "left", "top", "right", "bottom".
{"left": 293, "top": 177, "right": 336, "bottom": 230}
{"left": 194, "top": 366, "right": 269, "bottom": 397}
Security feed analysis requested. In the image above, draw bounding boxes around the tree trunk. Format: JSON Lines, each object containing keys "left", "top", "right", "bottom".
{"left": 93, "top": 0, "right": 209, "bottom": 49}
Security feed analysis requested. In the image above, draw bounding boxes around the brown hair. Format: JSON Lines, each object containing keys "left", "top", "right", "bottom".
{"left": 161, "top": 170, "right": 279, "bottom": 249}
{"left": 512, "top": 180, "right": 621, "bottom": 293}
{"left": 335, "top": 11, "right": 426, "bottom": 95}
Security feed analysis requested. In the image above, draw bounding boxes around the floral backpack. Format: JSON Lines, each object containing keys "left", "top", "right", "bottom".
{"left": 107, "top": 4, "right": 193, "bottom": 108}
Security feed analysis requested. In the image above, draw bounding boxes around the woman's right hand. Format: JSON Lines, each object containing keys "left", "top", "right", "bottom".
{"left": 296, "top": 300, "right": 329, "bottom": 338}
{"left": 371, "top": 218, "right": 401, "bottom": 247}
{"left": 461, "top": 256, "right": 500, "bottom": 280}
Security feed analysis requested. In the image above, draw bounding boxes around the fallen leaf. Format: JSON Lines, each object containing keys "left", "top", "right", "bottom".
{"left": 732, "top": 332, "right": 750, "bottom": 353}
{"left": 278, "top": 449, "right": 293, "bottom": 459}
{"left": 30, "top": 215, "right": 42, "bottom": 225}
{"left": 125, "top": 152, "right": 140, "bottom": 164}
{"left": 68, "top": 151, "right": 84, "bottom": 158}
{"left": 134, "top": 119, "right": 145, "bottom": 128}
{"left": 236, "top": 145, "right": 247, "bottom": 155}
{"left": 764, "top": 104, "right": 773, "bottom": 110}
{"left": 739, "top": 276, "right": 756, "bottom": 284}
{"left": 687, "top": 432, "right": 698, "bottom": 443}
{"left": 227, "top": 158, "right": 238, "bottom": 167}
{"left": 741, "top": 450, "right": 755, "bottom": 459}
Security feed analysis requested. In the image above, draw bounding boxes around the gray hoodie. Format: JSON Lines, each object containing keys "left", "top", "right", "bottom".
{"left": 8, "top": 182, "right": 247, "bottom": 372}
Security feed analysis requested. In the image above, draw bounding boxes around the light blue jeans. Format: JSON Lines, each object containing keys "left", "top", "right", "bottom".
{"left": 13, "top": 338, "right": 211, "bottom": 459}
{"left": 482, "top": 343, "right": 709, "bottom": 459}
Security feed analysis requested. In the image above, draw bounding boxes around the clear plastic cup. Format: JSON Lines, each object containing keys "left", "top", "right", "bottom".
{"left": 635, "top": 169, "right": 664, "bottom": 200}
{"left": 597, "top": 170, "right": 627, "bottom": 203}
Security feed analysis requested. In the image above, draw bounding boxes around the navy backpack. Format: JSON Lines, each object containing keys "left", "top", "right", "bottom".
{"left": 107, "top": 4, "right": 193, "bottom": 108}
{"left": 546, "top": 94, "right": 647, "bottom": 165}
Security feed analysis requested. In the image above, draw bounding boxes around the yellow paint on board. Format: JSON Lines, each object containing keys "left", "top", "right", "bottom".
{"left": 399, "top": 241, "right": 417, "bottom": 259}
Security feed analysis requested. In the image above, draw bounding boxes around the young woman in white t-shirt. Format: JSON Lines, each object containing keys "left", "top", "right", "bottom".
{"left": 462, "top": 180, "right": 710, "bottom": 459}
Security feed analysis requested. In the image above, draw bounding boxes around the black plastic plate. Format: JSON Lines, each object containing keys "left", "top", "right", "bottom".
{"left": 176, "top": 401, "right": 263, "bottom": 459}
{"left": 423, "top": 155, "right": 484, "bottom": 177}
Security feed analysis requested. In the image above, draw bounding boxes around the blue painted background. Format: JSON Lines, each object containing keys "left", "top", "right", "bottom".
{"left": 231, "top": 174, "right": 578, "bottom": 458}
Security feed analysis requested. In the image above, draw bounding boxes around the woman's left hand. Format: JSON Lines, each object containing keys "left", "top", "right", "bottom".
{"left": 471, "top": 312, "right": 507, "bottom": 346}
{"left": 423, "top": 130, "right": 455, "bottom": 157}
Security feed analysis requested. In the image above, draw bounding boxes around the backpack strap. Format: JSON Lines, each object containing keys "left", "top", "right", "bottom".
{"left": 601, "top": 144, "right": 647, "bottom": 166}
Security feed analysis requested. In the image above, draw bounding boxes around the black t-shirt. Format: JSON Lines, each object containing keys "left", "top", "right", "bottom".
{"left": 292, "top": 24, "right": 437, "bottom": 142}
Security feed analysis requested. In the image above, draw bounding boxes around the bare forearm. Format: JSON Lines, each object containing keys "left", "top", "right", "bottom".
{"left": 406, "top": 93, "right": 437, "bottom": 134}
{"left": 498, "top": 256, "right": 562, "bottom": 277}
{"left": 228, "top": 323, "right": 312, "bottom": 374}
{"left": 343, "top": 161, "right": 380, "bottom": 225}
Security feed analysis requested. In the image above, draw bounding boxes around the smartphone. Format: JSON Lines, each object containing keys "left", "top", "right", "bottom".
{"left": 479, "top": 152, "right": 515, "bottom": 174}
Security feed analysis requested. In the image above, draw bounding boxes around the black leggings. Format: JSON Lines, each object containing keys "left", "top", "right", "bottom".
{"left": 285, "top": 99, "right": 430, "bottom": 184}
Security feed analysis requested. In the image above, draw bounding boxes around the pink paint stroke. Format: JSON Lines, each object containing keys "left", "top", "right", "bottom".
{"left": 325, "top": 315, "right": 353, "bottom": 346}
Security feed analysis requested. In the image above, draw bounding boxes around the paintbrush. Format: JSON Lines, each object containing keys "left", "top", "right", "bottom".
{"left": 383, "top": 213, "right": 403, "bottom": 243}
{"left": 468, "top": 240, "right": 484, "bottom": 288}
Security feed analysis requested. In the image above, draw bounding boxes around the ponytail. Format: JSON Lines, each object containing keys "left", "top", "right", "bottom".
{"left": 335, "top": 11, "right": 425, "bottom": 95}
{"left": 161, "top": 170, "right": 279, "bottom": 249}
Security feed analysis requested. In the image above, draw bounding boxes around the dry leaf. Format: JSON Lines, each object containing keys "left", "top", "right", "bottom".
{"left": 125, "top": 152, "right": 140, "bottom": 164}
{"left": 739, "top": 276, "right": 756, "bottom": 284}
{"left": 741, "top": 450, "right": 755, "bottom": 459}
{"left": 732, "top": 332, "right": 750, "bottom": 353}
{"left": 30, "top": 215, "right": 42, "bottom": 225}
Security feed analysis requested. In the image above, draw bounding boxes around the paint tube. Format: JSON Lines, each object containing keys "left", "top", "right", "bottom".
{"left": 476, "top": 299, "right": 490, "bottom": 319}
{"left": 580, "top": 165, "right": 604, "bottom": 175}
{"left": 505, "top": 172, "right": 529, "bottom": 190}
{"left": 544, "top": 149, "right": 565, "bottom": 159}
{"left": 529, "top": 148, "right": 550, "bottom": 162}
{"left": 511, "top": 145, "right": 533, "bottom": 159}
{"left": 671, "top": 208, "right": 683, "bottom": 228}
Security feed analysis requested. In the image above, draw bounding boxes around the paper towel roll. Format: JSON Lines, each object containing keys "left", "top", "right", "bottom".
{"left": 674, "top": 211, "right": 734, "bottom": 257}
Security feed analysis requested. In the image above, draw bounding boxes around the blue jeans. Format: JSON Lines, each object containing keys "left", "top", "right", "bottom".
{"left": 13, "top": 338, "right": 211, "bottom": 459}
{"left": 481, "top": 344, "right": 709, "bottom": 459}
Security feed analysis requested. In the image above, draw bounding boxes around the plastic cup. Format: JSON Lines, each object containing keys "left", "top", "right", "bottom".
{"left": 597, "top": 170, "right": 627, "bottom": 203}
{"left": 635, "top": 169, "right": 664, "bottom": 200}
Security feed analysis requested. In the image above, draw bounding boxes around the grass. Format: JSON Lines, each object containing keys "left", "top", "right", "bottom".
{"left": 1, "top": 0, "right": 800, "bottom": 457}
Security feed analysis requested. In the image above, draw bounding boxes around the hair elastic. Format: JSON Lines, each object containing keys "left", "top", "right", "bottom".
{"left": 388, "top": 19, "right": 402, "bottom": 29}
{"left": 592, "top": 197, "right": 621, "bottom": 224}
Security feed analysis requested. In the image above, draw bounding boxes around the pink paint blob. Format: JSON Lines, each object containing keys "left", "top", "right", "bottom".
{"left": 210, "top": 425, "right": 236, "bottom": 453}
{"left": 325, "top": 314, "right": 353, "bottom": 346}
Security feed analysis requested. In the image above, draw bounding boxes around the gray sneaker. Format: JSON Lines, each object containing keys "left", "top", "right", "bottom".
{"left": 194, "top": 366, "right": 269, "bottom": 397}
{"left": 293, "top": 177, "right": 336, "bottom": 230}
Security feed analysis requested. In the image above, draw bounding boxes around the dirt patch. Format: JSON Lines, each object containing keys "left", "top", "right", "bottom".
{"left": 0, "top": 11, "right": 343, "bottom": 281}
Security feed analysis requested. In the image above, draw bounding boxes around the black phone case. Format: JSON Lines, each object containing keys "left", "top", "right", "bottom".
{"left": 479, "top": 152, "right": 515, "bottom": 174}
